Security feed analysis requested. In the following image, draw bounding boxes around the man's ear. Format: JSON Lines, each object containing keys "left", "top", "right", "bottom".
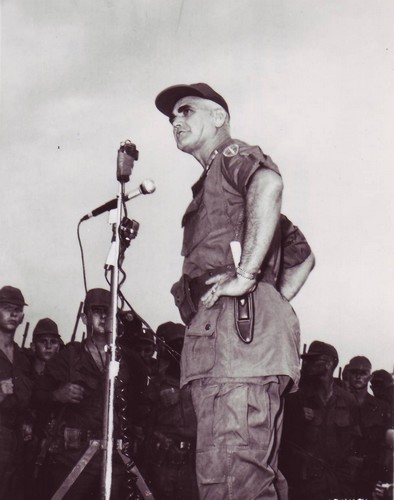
{"left": 81, "top": 313, "right": 88, "bottom": 326}
{"left": 30, "top": 342, "right": 36, "bottom": 354}
{"left": 213, "top": 108, "right": 227, "bottom": 128}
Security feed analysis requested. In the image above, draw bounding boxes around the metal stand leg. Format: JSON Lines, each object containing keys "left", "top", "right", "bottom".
{"left": 50, "top": 440, "right": 154, "bottom": 500}
{"left": 51, "top": 440, "right": 101, "bottom": 500}
{"left": 117, "top": 449, "right": 155, "bottom": 499}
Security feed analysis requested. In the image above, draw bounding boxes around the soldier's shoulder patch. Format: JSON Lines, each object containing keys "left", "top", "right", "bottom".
{"left": 223, "top": 144, "right": 239, "bottom": 157}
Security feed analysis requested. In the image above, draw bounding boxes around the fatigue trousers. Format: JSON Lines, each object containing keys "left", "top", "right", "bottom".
{"left": 0, "top": 426, "right": 24, "bottom": 500}
{"left": 191, "top": 376, "right": 289, "bottom": 500}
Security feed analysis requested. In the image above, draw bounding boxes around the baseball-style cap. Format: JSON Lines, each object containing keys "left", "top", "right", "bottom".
{"left": 301, "top": 340, "right": 338, "bottom": 361}
{"left": 156, "top": 321, "right": 185, "bottom": 344}
{"left": 0, "top": 286, "right": 28, "bottom": 306}
{"left": 155, "top": 83, "right": 229, "bottom": 117}
{"left": 83, "top": 288, "right": 111, "bottom": 313}
{"left": 347, "top": 356, "right": 372, "bottom": 372}
{"left": 32, "top": 318, "right": 60, "bottom": 340}
{"left": 371, "top": 369, "right": 393, "bottom": 386}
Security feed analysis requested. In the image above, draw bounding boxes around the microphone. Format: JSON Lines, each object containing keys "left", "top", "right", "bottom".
{"left": 80, "top": 179, "right": 156, "bottom": 222}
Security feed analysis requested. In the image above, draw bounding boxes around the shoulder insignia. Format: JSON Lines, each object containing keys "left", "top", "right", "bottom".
{"left": 223, "top": 144, "right": 239, "bottom": 158}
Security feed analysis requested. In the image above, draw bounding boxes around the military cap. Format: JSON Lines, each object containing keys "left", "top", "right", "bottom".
{"left": 371, "top": 369, "right": 393, "bottom": 386}
{"left": 348, "top": 356, "right": 372, "bottom": 372}
{"left": 32, "top": 318, "right": 60, "bottom": 340}
{"left": 135, "top": 328, "right": 155, "bottom": 345}
{"left": 301, "top": 340, "right": 338, "bottom": 361}
{"left": 155, "top": 83, "right": 229, "bottom": 117}
{"left": 0, "top": 286, "right": 27, "bottom": 306}
{"left": 156, "top": 321, "right": 185, "bottom": 344}
{"left": 83, "top": 288, "right": 111, "bottom": 313}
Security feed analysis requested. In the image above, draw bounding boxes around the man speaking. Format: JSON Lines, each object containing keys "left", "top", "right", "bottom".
{"left": 155, "top": 83, "right": 312, "bottom": 499}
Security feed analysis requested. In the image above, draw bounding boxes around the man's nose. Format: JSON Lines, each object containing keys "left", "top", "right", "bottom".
{"left": 172, "top": 116, "right": 183, "bottom": 128}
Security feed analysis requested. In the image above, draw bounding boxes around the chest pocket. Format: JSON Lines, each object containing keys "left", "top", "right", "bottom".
{"left": 181, "top": 188, "right": 211, "bottom": 257}
{"left": 334, "top": 406, "right": 351, "bottom": 427}
{"left": 182, "top": 304, "right": 223, "bottom": 379}
{"left": 0, "top": 366, "right": 11, "bottom": 380}
{"left": 160, "top": 387, "right": 180, "bottom": 407}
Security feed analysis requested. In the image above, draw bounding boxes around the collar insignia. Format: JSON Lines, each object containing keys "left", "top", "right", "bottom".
{"left": 223, "top": 144, "right": 239, "bottom": 157}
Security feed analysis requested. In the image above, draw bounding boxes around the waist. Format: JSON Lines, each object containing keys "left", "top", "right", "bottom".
{"left": 189, "top": 264, "right": 276, "bottom": 306}
{"left": 147, "top": 434, "right": 196, "bottom": 465}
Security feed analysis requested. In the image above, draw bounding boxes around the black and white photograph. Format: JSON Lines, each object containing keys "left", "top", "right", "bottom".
{"left": 1, "top": 1, "right": 393, "bottom": 499}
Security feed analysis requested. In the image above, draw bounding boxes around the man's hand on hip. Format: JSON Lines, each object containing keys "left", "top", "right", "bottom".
{"left": 201, "top": 273, "right": 256, "bottom": 308}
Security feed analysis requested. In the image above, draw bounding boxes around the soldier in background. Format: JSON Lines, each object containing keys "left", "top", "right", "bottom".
{"left": 0, "top": 285, "right": 31, "bottom": 500}
{"left": 29, "top": 318, "right": 63, "bottom": 377}
{"left": 280, "top": 341, "right": 361, "bottom": 500}
{"left": 34, "top": 288, "right": 128, "bottom": 499}
{"left": 116, "top": 312, "right": 157, "bottom": 470}
{"left": 370, "top": 370, "right": 394, "bottom": 408}
{"left": 347, "top": 356, "right": 392, "bottom": 499}
{"left": 144, "top": 321, "right": 198, "bottom": 500}
{"left": 24, "top": 318, "right": 63, "bottom": 498}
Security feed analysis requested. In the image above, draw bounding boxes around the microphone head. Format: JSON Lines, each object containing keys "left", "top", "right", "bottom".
{"left": 140, "top": 179, "right": 156, "bottom": 195}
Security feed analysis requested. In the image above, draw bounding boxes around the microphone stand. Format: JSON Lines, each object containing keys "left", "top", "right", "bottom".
{"left": 51, "top": 142, "right": 153, "bottom": 500}
{"left": 101, "top": 182, "right": 123, "bottom": 500}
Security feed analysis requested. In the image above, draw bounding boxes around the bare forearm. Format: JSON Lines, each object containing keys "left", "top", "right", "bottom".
{"left": 239, "top": 169, "right": 283, "bottom": 274}
{"left": 279, "top": 252, "right": 316, "bottom": 301}
{"left": 202, "top": 168, "right": 283, "bottom": 307}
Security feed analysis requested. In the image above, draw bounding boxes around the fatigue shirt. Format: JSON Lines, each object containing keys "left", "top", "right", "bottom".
{"left": 280, "top": 214, "right": 312, "bottom": 270}
{"left": 0, "top": 343, "right": 32, "bottom": 428}
{"left": 147, "top": 373, "right": 197, "bottom": 442}
{"left": 180, "top": 138, "right": 301, "bottom": 387}
{"left": 35, "top": 342, "right": 124, "bottom": 438}
{"left": 357, "top": 393, "right": 391, "bottom": 459}
{"left": 283, "top": 384, "right": 360, "bottom": 470}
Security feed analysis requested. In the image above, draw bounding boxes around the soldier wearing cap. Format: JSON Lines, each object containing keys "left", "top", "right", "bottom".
{"left": 347, "top": 356, "right": 392, "bottom": 499}
{"left": 155, "top": 83, "right": 315, "bottom": 499}
{"left": 23, "top": 318, "right": 63, "bottom": 497}
{"left": 0, "top": 285, "right": 31, "bottom": 500}
{"left": 280, "top": 341, "right": 360, "bottom": 500}
{"left": 30, "top": 318, "right": 63, "bottom": 377}
{"left": 370, "top": 369, "right": 394, "bottom": 407}
{"left": 144, "top": 321, "right": 198, "bottom": 500}
{"left": 34, "top": 288, "right": 128, "bottom": 499}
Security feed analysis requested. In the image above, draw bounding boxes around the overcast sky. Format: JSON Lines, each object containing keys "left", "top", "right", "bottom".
{"left": 1, "top": 0, "right": 393, "bottom": 373}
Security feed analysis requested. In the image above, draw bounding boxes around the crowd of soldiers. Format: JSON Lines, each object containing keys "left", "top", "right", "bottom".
{"left": 0, "top": 284, "right": 392, "bottom": 500}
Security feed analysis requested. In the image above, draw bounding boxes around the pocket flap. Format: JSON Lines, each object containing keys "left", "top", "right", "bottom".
{"left": 186, "top": 304, "right": 222, "bottom": 337}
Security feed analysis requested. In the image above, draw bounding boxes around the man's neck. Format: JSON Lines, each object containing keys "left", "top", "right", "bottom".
{"left": 87, "top": 333, "right": 106, "bottom": 352}
{"left": 192, "top": 132, "right": 231, "bottom": 167}
{"left": 314, "top": 375, "right": 334, "bottom": 404}
{"left": 33, "top": 358, "right": 46, "bottom": 376}
{"left": 351, "top": 387, "right": 368, "bottom": 405}
{"left": 0, "top": 331, "right": 15, "bottom": 350}
{"left": 0, "top": 331, "right": 15, "bottom": 363}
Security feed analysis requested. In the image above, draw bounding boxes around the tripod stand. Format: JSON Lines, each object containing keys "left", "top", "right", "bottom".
{"left": 51, "top": 439, "right": 153, "bottom": 500}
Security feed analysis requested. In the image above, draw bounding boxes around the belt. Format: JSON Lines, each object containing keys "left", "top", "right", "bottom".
{"left": 148, "top": 435, "right": 196, "bottom": 466}
{"left": 189, "top": 263, "right": 277, "bottom": 308}
{"left": 189, "top": 264, "right": 235, "bottom": 307}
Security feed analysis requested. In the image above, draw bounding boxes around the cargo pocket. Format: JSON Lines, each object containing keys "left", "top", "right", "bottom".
{"left": 196, "top": 447, "right": 227, "bottom": 486}
{"left": 181, "top": 304, "right": 222, "bottom": 379}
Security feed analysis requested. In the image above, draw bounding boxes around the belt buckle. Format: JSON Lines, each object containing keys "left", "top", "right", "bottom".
{"left": 179, "top": 441, "right": 191, "bottom": 451}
